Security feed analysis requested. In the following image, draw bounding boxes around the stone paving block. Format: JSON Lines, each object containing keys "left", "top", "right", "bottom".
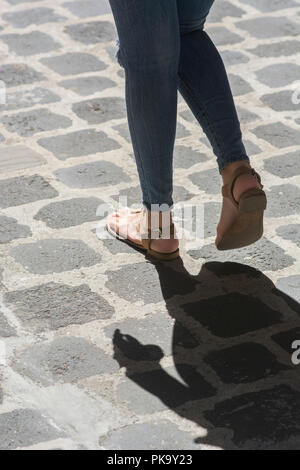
{"left": 72, "top": 97, "right": 125, "bottom": 124}
{"left": 264, "top": 151, "right": 300, "bottom": 178}
{"left": 64, "top": 21, "right": 115, "bottom": 44}
{"left": 174, "top": 145, "right": 208, "bottom": 169}
{"left": 261, "top": 90, "right": 298, "bottom": 112}
{"left": 176, "top": 122, "right": 190, "bottom": 138}
{"left": 11, "top": 238, "right": 100, "bottom": 274}
{"left": 182, "top": 292, "right": 282, "bottom": 338}
{"left": 0, "top": 145, "right": 46, "bottom": 172}
{"left": 34, "top": 197, "right": 105, "bottom": 228}
{"left": 276, "top": 275, "right": 300, "bottom": 304}
{"left": 228, "top": 74, "right": 253, "bottom": 96}
{"left": 116, "top": 365, "right": 216, "bottom": 414}
{"left": 0, "top": 311, "right": 16, "bottom": 337}
{"left": 14, "top": 337, "right": 118, "bottom": 385}
{"left": 220, "top": 50, "right": 249, "bottom": 66}
{"left": 0, "top": 409, "right": 64, "bottom": 450}
{"left": 241, "top": 0, "right": 298, "bottom": 12}
{"left": 236, "top": 17, "right": 300, "bottom": 39}
{"left": 112, "top": 122, "right": 131, "bottom": 143}
{"left": 208, "top": 0, "right": 245, "bottom": 22}
{"left": 206, "top": 26, "right": 243, "bottom": 46}
{"left": 0, "top": 175, "right": 58, "bottom": 209}
{"left": 237, "top": 106, "right": 259, "bottom": 124}
{"left": 5, "top": 282, "right": 114, "bottom": 332}
{"left": 277, "top": 224, "right": 300, "bottom": 247}
{"left": 256, "top": 64, "right": 300, "bottom": 88}
{"left": 265, "top": 184, "right": 300, "bottom": 217}
{"left": 4, "top": 87, "right": 61, "bottom": 111}
{"left": 1, "top": 108, "right": 72, "bottom": 137}
{"left": 0, "top": 63, "right": 44, "bottom": 88}
{"left": 101, "top": 234, "right": 136, "bottom": 255}
{"left": 205, "top": 342, "right": 288, "bottom": 384}
{"left": 249, "top": 40, "right": 300, "bottom": 58}
{"left": 180, "top": 109, "right": 195, "bottom": 124}
{"left": 2, "top": 7, "right": 66, "bottom": 28}
{"left": 0, "top": 31, "right": 61, "bottom": 56}
{"left": 272, "top": 327, "right": 300, "bottom": 354}
{"left": 63, "top": 0, "right": 111, "bottom": 17}
{"left": 41, "top": 52, "right": 106, "bottom": 76}
{"left": 188, "top": 237, "right": 295, "bottom": 272}
{"left": 106, "top": 262, "right": 197, "bottom": 305}
{"left": 105, "top": 313, "right": 198, "bottom": 359}
{"left": 189, "top": 168, "right": 220, "bottom": 195}
{"left": 252, "top": 123, "right": 300, "bottom": 149}
{"left": 55, "top": 160, "right": 130, "bottom": 189}
{"left": 205, "top": 385, "right": 300, "bottom": 449}
{"left": 100, "top": 420, "right": 200, "bottom": 450}
{"left": 38, "top": 129, "right": 119, "bottom": 160}
{"left": 0, "top": 216, "right": 32, "bottom": 243}
{"left": 246, "top": 140, "right": 262, "bottom": 154}
{"left": 58, "top": 76, "right": 115, "bottom": 96}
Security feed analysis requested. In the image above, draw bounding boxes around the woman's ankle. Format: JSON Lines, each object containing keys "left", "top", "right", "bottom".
{"left": 221, "top": 160, "right": 251, "bottom": 184}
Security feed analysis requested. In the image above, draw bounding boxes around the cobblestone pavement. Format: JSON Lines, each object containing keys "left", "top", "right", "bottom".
{"left": 0, "top": 0, "right": 300, "bottom": 451}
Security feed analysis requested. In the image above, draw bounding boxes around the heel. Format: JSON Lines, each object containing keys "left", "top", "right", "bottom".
{"left": 239, "top": 189, "right": 267, "bottom": 214}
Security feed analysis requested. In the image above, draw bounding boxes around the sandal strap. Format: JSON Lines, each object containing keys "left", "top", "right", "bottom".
{"left": 222, "top": 166, "right": 263, "bottom": 208}
{"left": 141, "top": 222, "right": 176, "bottom": 251}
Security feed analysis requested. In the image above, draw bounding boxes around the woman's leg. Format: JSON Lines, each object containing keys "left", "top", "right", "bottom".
{"left": 177, "top": 0, "right": 263, "bottom": 246}
{"left": 109, "top": 0, "right": 180, "bottom": 211}
{"left": 177, "top": 0, "right": 249, "bottom": 172}
{"left": 107, "top": 0, "right": 180, "bottom": 254}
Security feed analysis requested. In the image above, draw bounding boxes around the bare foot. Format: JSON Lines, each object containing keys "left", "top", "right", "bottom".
{"left": 107, "top": 208, "right": 179, "bottom": 254}
{"left": 215, "top": 162, "right": 262, "bottom": 246}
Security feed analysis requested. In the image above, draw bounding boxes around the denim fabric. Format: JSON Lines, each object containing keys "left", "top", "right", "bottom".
{"left": 109, "top": 0, "right": 249, "bottom": 211}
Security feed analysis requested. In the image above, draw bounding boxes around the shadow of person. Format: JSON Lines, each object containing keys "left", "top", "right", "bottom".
{"left": 113, "top": 258, "right": 300, "bottom": 450}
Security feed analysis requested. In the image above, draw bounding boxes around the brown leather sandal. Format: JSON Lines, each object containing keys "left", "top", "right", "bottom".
{"left": 106, "top": 208, "right": 180, "bottom": 261}
{"left": 216, "top": 166, "right": 267, "bottom": 251}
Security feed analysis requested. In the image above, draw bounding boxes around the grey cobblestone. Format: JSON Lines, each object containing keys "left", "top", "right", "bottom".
{"left": 41, "top": 53, "right": 106, "bottom": 76}
{"left": 38, "top": 129, "right": 119, "bottom": 160}
{"left": 0, "top": 311, "right": 16, "bottom": 337}
{"left": 2, "top": 7, "right": 66, "bottom": 28}
{"left": 5, "top": 282, "right": 114, "bottom": 332}
{"left": 0, "top": 31, "right": 61, "bottom": 55}
{"left": 55, "top": 160, "right": 130, "bottom": 188}
{"left": 34, "top": 197, "right": 105, "bottom": 228}
{"left": 0, "top": 216, "right": 32, "bottom": 243}
{"left": 14, "top": 337, "right": 118, "bottom": 385}
{"left": 58, "top": 76, "right": 115, "bottom": 96}
{"left": 0, "top": 175, "right": 58, "bottom": 209}
{"left": 0, "top": 409, "right": 64, "bottom": 450}
{"left": 2, "top": 108, "right": 72, "bottom": 136}
{"left": 0, "top": 64, "right": 45, "bottom": 87}
{"left": 64, "top": 20, "right": 115, "bottom": 44}
{"left": 10, "top": 238, "right": 101, "bottom": 274}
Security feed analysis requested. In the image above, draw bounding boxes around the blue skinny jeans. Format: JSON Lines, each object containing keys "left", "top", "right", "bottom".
{"left": 109, "top": 0, "right": 249, "bottom": 211}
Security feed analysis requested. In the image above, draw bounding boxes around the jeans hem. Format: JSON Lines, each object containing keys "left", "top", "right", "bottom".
{"left": 142, "top": 202, "right": 174, "bottom": 212}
